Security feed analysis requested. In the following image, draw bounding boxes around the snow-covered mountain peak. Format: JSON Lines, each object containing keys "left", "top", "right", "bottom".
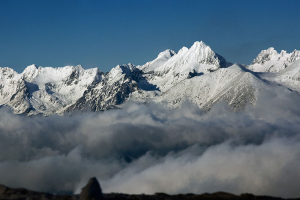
{"left": 0, "top": 64, "right": 105, "bottom": 115}
{"left": 187, "top": 41, "right": 224, "bottom": 67}
{"left": 143, "top": 41, "right": 226, "bottom": 74}
{"left": 189, "top": 41, "right": 211, "bottom": 56}
{"left": 289, "top": 49, "right": 300, "bottom": 62}
{"left": 109, "top": 65, "right": 123, "bottom": 78}
{"left": 74, "top": 64, "right": 84, "bottom": 71}
{"left": 0, "top": 67, "right": 18, "bottom": 77}
{"left": 266, "top": 47, "right": 277, "bottom": 52}
{"left": 178, "top": 46, "right": 188, "bottom": 55}
{"left": 157, "top": 49, "right": 176, "bottom": 59}
{"left": 248, "top": 48, "right": 300, "bottom": 72}
{"left": 138, "top": 41, "right": 226, "bottom": 77}
{"left": 2, "top": 41, "right": 300, "bottom": 116}
{"left": 137, "top": 49, "right": 176, "bottom": 72}
{"left": 109, "top": 63, "right": 136, "bottom": 81}
{"left": 25, "top": 64, "right": 38, "bottom": 70}
{"left": 134, "top": 41, "right": 228, "bottom": 93}
{"left": 266, "top": 47, "right": 277, "bottom": 53}
{"left": 280, "top": 50, "right": 287, "bottom": 56}
{"left": 23, "top": 64, "right": 38, "bottom": 75}
{"left": 22, "top": 64, "right": 39, "bottom": 81}
{"left": 119, "top": 63, "right": 137, "bottom": 77}
{"left": 252, "top": 47, "right": 279, "bottom": 65}
{"left": 190, "top": 40, "right": 208, "bottom": 49}
{"left": 114, "top": 63, "right": 136, "bottom": 72}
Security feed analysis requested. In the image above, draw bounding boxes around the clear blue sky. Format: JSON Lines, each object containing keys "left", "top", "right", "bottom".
{"left": 1, "top": 0, "right": 300, "bottom": 73}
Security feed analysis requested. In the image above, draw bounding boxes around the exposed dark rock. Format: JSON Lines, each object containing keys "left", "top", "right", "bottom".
{"left": 0, "top": 181, "right": 299, "bottom": 200}
{"left": 79, "top": 177, "right": 105, "bottom": 200}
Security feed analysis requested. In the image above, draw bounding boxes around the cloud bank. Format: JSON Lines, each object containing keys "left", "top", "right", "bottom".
{"left": 0, "top": 85, "right": 300, "bottom": 198}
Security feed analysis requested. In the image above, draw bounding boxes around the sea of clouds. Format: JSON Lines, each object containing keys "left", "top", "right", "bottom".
{"left": 0, "top": 85, "right": 300, "bottom": 198}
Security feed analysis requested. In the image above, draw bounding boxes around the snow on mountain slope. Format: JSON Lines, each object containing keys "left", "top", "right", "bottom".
{"left": 0, "top": 67, "right": 35, "bottom": 113}
{"left": 137, "top": 41, "right": 227, "bottom": 93}
{"left": 143, "top": 65, "right": 266, "bottom": 111}
{"left": 138, "top": 49, "right": 176, "bottom": 72}
{"left": 247, "top": 48, "right": 300, "bottom": 72}
{"left": 0, "top": 67, "right": 23, "bottom": 105}
{"left": 1, "top": 41, "right": 300, "bottom": 115}
{"left": 64, "top": 64, "right": 139, "bottom": 112}
{"left": 138, "top": 41, "right": 226, "bottom": 74}
{"left": 259, "top": 59, "right": 300, "bottom": 92}
{"left": 0, "top": 65, "right": 102, "bottom": 115}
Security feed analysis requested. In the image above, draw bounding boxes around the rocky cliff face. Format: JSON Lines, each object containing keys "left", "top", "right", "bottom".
{"left": 65, "top": 64, "right": 139, "bottom": 112}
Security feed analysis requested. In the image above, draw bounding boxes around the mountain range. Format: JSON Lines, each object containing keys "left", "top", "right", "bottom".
{"left": 1, "top": 41, "right": 300, "bottom": 115}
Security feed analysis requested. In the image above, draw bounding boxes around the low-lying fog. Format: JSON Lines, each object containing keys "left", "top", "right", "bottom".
{"left": 0, "top": 86, "right": 300, "bottom": 198}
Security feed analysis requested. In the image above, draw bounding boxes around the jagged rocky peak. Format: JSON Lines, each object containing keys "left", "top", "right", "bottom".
{"left": 24, "top": 64, "right": 38, "bottom": 71}
{"left": 248, "top": 47, "right": 300, "bottom": 72}
{"left": 65, "top": 63, "right": 139, "bottom": 113}
{"left": 71, "top": 65, "right": 101, "bottom": 77}
{"left": 119, "top": 63, "right": 138, "bottom": 78}
{"left": 75, "top": 64, "right": 84, "bottom": 70}
{"left": 68, "top": 65, "right": 90, "bottom": 78}
{"left": 109, "top": 63, "right": 136, "bottom": 80}
{"left": 0, "top": 67, "right": 18, "bottom": 78}
{"left": 252, "top": 47, "right": 279, "bottom": 64}
{"left": 0, "top": 64, "right": 107, "bottom": 115}
{"left": 252, "top": 47, "right": 300, "bottom": 65}
{"left": 138, "top": 49, "right": 176, "bottom": 72}
{"left": 22, "top": 64, "right": 39, "bottom": 81}
{"left": 80, "top": 177, "right": 105, "bottom": 200}
{"left": 166, "top": 41, "right": 226, "bottom": 74}
{"left": 288, "top": 49, "right": 300, "bottom": 63}
{"left": 157, "top": 49, "right": 176, "bottom": 59}
{"left": 178, "top": 46, "right": 188, "bottom": 54}
{"left": 280, "top": 50, "right": 287, "bottom": 56}
{"left": 141, "top": 41, "right": 227, "bottom": 75}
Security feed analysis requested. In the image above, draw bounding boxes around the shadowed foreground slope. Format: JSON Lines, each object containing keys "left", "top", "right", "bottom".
{"left": 0, "top": 178, "right": 299, "bottom": 200}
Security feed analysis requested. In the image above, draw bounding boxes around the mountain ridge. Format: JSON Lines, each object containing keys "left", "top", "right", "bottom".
{"left": 0, "top": 41, "right": 299, "bottom": 115}
{"left": 247, "top": 47, "right": 300, "bottom": 72}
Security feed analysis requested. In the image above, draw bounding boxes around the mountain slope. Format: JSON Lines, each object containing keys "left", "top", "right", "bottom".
{"left": 64, "top": 64, "right": 139, "bottom": 112}
{"left": 137, "top": 41, "right": 227, "bottom": 92}
{"left": 259, "top": 59, "right": 300, "bottom": 93}
{"left": 134, "top": 65, "right": 266, "bottom": 111}
{"left": 0, "top": 65, "right": 102, "bottom": 115}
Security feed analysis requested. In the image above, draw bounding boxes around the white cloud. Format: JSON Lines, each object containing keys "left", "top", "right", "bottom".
{"left": 0, "top": 85, "right": 300, "bottom": 197}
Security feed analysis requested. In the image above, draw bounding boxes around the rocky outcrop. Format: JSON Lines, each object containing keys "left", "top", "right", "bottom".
{"left": 65, "top": 64, "right": 139, "bottom": 112}
{"left": 79, "top": 177, "right": 105, "bottom": 200}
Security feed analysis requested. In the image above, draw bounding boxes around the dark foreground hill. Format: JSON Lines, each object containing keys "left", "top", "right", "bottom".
{"left": 0, "top": 178, "right": 299, "bottom": 200}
